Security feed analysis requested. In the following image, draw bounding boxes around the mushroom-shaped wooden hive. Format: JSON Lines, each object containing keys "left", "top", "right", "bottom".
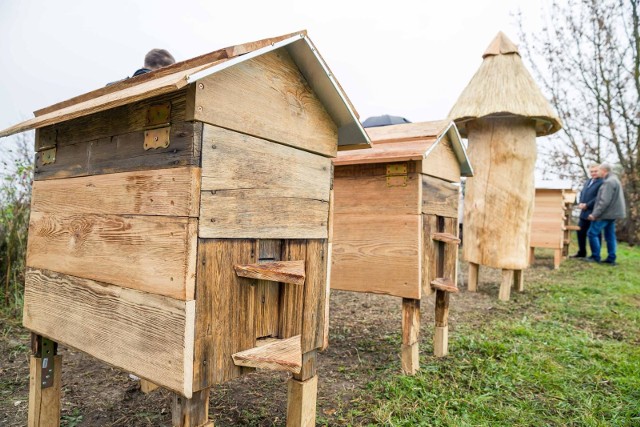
{"left": 449, "top": 32, "right": 561, "bottom": 298}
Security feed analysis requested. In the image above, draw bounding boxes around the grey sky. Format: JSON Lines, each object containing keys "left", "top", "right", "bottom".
{"left": 0, "top": 0, "right": 557, "bottom": 167}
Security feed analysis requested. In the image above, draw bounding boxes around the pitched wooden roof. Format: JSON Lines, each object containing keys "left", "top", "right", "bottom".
{"left": 334, "top": 120, "right": 473, "bottom": 176}
{"left": 0, "top": 31, "right": 370, "bottom": 150}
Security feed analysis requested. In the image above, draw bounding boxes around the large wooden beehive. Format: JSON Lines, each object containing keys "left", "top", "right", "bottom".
{"left": 0, "top": 31, "right": 370, "bottom": 426}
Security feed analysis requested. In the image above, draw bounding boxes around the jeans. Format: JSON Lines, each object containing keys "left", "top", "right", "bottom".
{"left": 587, "top": 219, "right": 617, "bottom": 262}
{"left": 576, "top": 217, "right": 592, "bottom": 256}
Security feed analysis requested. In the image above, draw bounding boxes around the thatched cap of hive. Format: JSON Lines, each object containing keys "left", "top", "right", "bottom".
{"left": 448, "top": 31, "right": 561, "bottom": 137}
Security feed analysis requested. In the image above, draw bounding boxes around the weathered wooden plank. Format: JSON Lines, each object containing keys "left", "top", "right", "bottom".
{"left": 279, "top": 241, "right": 306, "bottom": 338}
{"left": 468, "top": 262, "right": 479, "bottom": 292}
{"left": 200, "top": 125, "right": 331, "bottom": 199}
{"left": 28, "top": 355, "right": 62, "bottom": 427}
{"left": 199, "top": 190, "right": 329, "bottom": 239}
{"left": 499, "top": 269, "right": 513, "bottom": 301}
{"left": 26, "top": 212, "right": 197, "bottom": 300}
{"left": 171, "top": 389, "right": 210, "bottom": 427}
{"left": 401, "top": 343, "right": 419, "bottom": 374}
{"left": 294, "top": 350, "right": 318, "bottom": 382}
{"left": 287, "top": 376, "right": 318, "bottom": 427}
{"left": 234, "top": 261, "right": 305, "bottom": 285}
{"left": 422, "top": 214, "right": 438, "bottom": 297}
{"left": 35, "top": 121, "right": 202, "bottom": 181}
{"left": 443, "top": 217, "right": 459, "bottom": 288}
{"left": 421, "top": 175, "right": 459, "bottom": 218}
{"left": 431, "top": 278, "right": 459, "bottom": 293}
{"left": 32, "top": 167, "right": 201, "bottom": 217}
{"left": 192, "top": 239, "right": 257, "bottom": 390}
{"left": 190, "top": 49, "right": 338, "bottom": 158}
{"left": 301, "top": 239, "right": 328, "bottom": 352}
{"left": 331, "top": 214, "right": 421, "bottom": 299}
{"left": 23, "top": 268, "right": 195, "bottom": 397}
{"left": 256, "top": 240, "right": 281, "bottom": 338}
{"left": 232, "top": 335, "right": 302, "bottom": 374}
{"left": 332, "top": 170, "right": 421, "bottom": 216}
{"left": 401, "top": 298, "right": 420, "bottom": 346}
{"left": 333, "top": 162, "right": 419, "bottom": 178}
{"left": 431, "top": 232, "right": 461, "bottom": 244}
{"left": 422, "top": 136, "right": 461, "bottom": 183}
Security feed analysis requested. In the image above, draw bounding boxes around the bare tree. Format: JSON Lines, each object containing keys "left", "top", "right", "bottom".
{"left": 519, "top": 0, "right": 640, "bottom": 244}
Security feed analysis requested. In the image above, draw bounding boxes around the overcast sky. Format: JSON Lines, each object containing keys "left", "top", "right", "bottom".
{"left": 0, "top": 0, "right": 559, "bottom": 175}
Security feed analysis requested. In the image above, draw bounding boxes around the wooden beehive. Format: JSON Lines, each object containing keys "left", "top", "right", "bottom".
{"left": 330, "top": 120, "right": 472, "bottom": 373}
{"left": 0, "top": 31, "right": 370, "bottom": 427}
{"left": 529, "top": 183, "right": 578, "bottom": 269}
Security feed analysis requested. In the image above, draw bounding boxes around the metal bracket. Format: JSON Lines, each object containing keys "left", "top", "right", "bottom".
{"left": 40, "top": 147, "right": 57, "bottom": 165}
{"left": 40, "top": 338, "right": 55, "bottom": 389}
{"left": 144, "top": 127, "right": 171, "bottom": 150}
{"left": 146, "top": 102, "right": 171, "bottom": 127}
{"left": 386, "top": 163, "right": 408, "bottom": 187}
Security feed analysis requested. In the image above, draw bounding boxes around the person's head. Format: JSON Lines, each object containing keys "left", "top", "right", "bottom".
{"left": 144, "top": 49, "right": 175, "bottom": 70}
{"left": 588, "top": 163, "right": 599, "bottom": 179}
{"left": 598, "top": 162, "right": 612, "bottom": 178}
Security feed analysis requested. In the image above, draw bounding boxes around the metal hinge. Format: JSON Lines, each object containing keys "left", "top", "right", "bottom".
{"left": 386, "top": 162, "right": 408, "bottom": 187}
{"left": 144, "top": 126, "right": 171, "bottom": 150}
{"left": 40, "top": 147, "right": 57, "bottom": 165}
{"left": 38, "top": 338, "right": 56, "bottom": 389}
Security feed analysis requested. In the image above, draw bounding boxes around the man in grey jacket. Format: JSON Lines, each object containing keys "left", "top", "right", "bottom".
{"left": 586, "top": 163, "right": 626, "bottom": 264}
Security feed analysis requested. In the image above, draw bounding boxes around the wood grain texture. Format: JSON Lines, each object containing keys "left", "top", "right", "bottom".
{"left": 28, "top": 355, "right": 62, "bottom": 427}
{"left": 443, "top": 217, "right": 459, "bottom": 289}
{"left": 431, "top": 278, "right": 459, "bottom": 293}
{"left": 462, "top": 118, "right": 537, "bottom": 269}
{"left": 294, "top": 350, "right": 318, "bottom": 382}
{"left": 422, "top": 136, "right": 462, "bottom": 183}
{"left": 232, "top": 335, "right": 302, "bottom": 373}
{"left": 34, "top": 121, "right": 202, "bottom": 181}
{"left": 279, "top": 241, "right": 306, "bottom": 339}
{"left": 422, "top": 215, "right": 438, "bottom": 297}
{"left": 434, "top": 326, "right": 448, "bottom": 358}
{"left": 468, "top": 262, "right": 479, "bottom": 292}
{"left": 301, "top": 240, "right": 328, "bottom": 352}
{"left": 514, "top": 269, "right": 524, "bottom": 292}
{"left": 256, "top": 240, "right": 282, "bottom": 338}
{"left": 192, "top": 239, "right": 257, "bottom": 390}
{"left": 23, "top": 268, "right": 195, "bottom": 397}
{"left": 499, "top": 269, "right": 513, "bottom": 301}
{"left": 26, "top": 212, "right": 197, "bottom": 300}
{"left": 331, "top": 214, "right": 421, "bottom": 299}
{"left": 234, "top": 261, "right": 305, "bottom": 286}
{"left": 401, "top": 343, "right": 419, "bottom": 375}
{"left": 140, "top": 379, "right": 160, "bottom": 394}
{"left": 434, "top": 290, "right": 450, "bottom": 327}
{"left": 431, "top": 232, "right": 461, "bottom": 244}
{"left": 421, "top": 175, "right": 459, "bottom": 218}
{"left": 171, "top": 389, "right": 210, "bottom": 427}
{"left": 286, "top": 376, "right": 318, "bottom": 427}
{"left": 530, "top": 188, "right": 566, "bottom": 250}
{"left": 401, "top": 298, "right": 420, "bottom": 346}
{"left": 32, "top": 167, "right": 201, "bottom": 217}
{"left": 190, "top": 49, "right": 338, "bottom": 158}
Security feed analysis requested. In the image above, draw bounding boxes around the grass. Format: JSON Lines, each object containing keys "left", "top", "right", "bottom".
{"left": 352, "top": 244, "right": 640, "bottom": 426}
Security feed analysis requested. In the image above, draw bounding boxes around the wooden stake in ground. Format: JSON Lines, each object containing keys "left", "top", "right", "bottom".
{"left": 448, "top": 31, "right": 562, "bottom": 300}
{"left": 28, "top": 335, "right": 61, "bottom": 427}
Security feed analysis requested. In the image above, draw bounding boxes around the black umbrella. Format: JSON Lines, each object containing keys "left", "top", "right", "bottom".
{"left": 362, "top": 114, "right": 411, "bottom": 128}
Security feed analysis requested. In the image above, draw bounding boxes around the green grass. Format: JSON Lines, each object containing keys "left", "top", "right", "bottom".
{"left": 355, "top": 244, "right": 640, "bottom": 426}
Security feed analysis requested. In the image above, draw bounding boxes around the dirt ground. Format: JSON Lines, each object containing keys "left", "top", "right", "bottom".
{"left": 0, "top": 253, "right": 557, "bottom": 426}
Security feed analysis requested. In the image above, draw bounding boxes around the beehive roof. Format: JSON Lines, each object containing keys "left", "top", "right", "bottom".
{"left": 0, "top": 31, "right": 370, "bottom": 149}
{"left": 448, "top": 32, "right": 561, "bottom": 137}
{"left": 333, "top": 120, "right": 473, "bottom": 176}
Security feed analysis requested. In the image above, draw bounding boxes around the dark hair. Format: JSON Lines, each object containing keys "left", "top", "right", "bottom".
{"left": 144, "top": 49, "right": 176, "bottom": 70}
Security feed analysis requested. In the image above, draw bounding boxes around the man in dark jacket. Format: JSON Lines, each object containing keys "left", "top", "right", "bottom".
{"left": 572, "top": 164, "right": 603, "bottom": 258}
{"left": 586, "top": 163, "right": 626, "bottom": 264}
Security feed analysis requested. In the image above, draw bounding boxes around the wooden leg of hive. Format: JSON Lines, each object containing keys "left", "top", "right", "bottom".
{"left": 28, "top": 335, "right": 61, "bottom": 427}
{"left": 401, "top": 298, "right": 420, "bottom": 374}
{"left": 140, "top": 379, "right": 160, "bottom": 394}
{"left": 171, "top": 389, "right": 211, "bottom": 427}
{"left": 467, "top": 262, "right": 479, "bottom": 292}
{"left": 529, "top": 247, "right": 536, "bottom": 266}
{"left": 513, "top": 269, "right": 524, "bottom": 292}
{"left": 499, "top": 269, "right": 513, "bottom": 301}
{"left": 553, "top": 249, "right": 562, "bottom": 269}
{"left": 286, "top": 375, "right": 318, "bottom": 427}
{"left": 434, "top": 290, "right": 450, "bottom": 357}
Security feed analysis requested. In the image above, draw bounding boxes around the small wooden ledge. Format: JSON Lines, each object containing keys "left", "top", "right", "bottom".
{"left": 234, "top": 260, "right": 305, "bottom": 285}
{"left": 232, "top": 335, "right": 302, "bottom": 374}
{"left": 431, "top": 278, "right": 459, "bottom": 293}
{"left": 565, "top": 225, "right": 580, "bottom": 231}
{"left": 431, "top": 233, "right": 461, "bottom": 244}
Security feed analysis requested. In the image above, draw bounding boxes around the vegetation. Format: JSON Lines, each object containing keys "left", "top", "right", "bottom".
{"left": 0, "top": 134, "right": 33, "bottom": 318}
{"left": 347, "top": 245, "right": 640, "bottom": 426}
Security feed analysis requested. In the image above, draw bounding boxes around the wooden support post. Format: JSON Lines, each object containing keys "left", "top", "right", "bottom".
{"left": 434, "top": 290, "right": 450, "bottom": 357}
{"left": 140, "top": 379, "right": 160, "bottom": 394}
{"left": 499, "top": 269, "right": 513, "bottom": 301}
{"left": 513, "top": 269, "right": 524, "bottom": 293}
{"left": 401, "top": 298, "right": 420, "bottom": 374}
{"left": 468, "top": 262, "right": 478, "bottom": 292}
{"left": 171, "top": 389, "right": 211, "bottom": 427}
{"left": 286, "top": 375, "right": 318, "bottom": 427}
{"left": 553, "top": 249, "right": 562, "bottom": 270}
{"left": 28, "top": 335, "right": 61, "bottom": 427}
{"left": 529, "top": 247, "right": 536, "bottom": 266}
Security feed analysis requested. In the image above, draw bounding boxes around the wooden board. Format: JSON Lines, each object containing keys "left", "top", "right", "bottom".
{"left": 199, "top": 126, "right": 331, "bottom": 239}
{"left": 32, "top": 167, "right": 200, "bottom": 217}
{"left": 530, "top": 188, "right": 565, "bottom": 250}
{"left": 443, "top": 217, "right": 459, "bottom": 287}
{"left": 192, "top": 239, "right": 257, "bottom": 390}
{"left": 232, "top": 335, "right": 302, "bottom": 373}
{"left": 26, "top": 212, "right": 197, "bottom": 300}
{"left": 301, "top": 240, "right": 328, "bottom": 352}
{"left": 422, "top": 214, "right": 438, "bottom": 297}
{"left": 279, "top": 241, "right": 306, "bottom": 339}
{"left": 331, "top": 214, "right": 421, "bottom": 299}
{"left": 189, "top": 49, "right": 338, "bottom": 158}
{"left": 462, "top": 118, "right": 537, "bottom": 269}
{"left": 422, "top": 136, "right": 462, "bottom": 183}
{"left": 234, "top": 261, "right": 305, "bottom": 285}
{"left": 28, "top": 355, "right": 62, "bottom": 427}
{"left": 23, "top": 268, "right": 195, "bottom": 397}
{"left": 287, "top": 376, "right": 318, "bottom": 427}
{"left": 421, "top": 175, "right": 459, "bottom": 218}
{"left": 256, "top": 240, "right": 282, "bottom": 338}
{"left": 332, "top": 168, "right": 421, "bottom": 216}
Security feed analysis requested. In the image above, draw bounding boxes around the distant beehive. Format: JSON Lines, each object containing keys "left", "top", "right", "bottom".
{"left": 0, "top": 31, "right": 370, "bottom": 427}
{"left": 448, "top": 32, "right": 561, "bottom": 301}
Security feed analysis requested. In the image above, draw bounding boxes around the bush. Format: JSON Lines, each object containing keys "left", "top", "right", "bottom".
{"left": 0, "top": 133, "right": 33, "bottom": 318}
